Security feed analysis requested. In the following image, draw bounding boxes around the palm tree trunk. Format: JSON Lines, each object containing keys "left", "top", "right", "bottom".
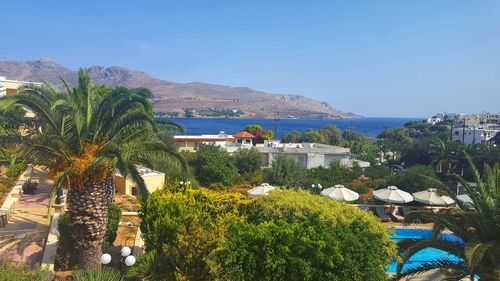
{"left": 67, "top": 177, "right": 114, "bottom": 268}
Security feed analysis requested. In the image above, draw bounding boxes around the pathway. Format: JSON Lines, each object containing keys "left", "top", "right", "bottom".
{"left": 0, "top": 167, "right": 52, "bottom": 267}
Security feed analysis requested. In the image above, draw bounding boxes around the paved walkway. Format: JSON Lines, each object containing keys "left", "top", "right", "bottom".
{"left": 0, "top": 167, "right": 52, "bottom": 267}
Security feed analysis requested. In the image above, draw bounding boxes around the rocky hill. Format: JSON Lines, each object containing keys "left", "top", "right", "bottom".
{"left": 0, "top": 59, "right": 359, "bottom": 119}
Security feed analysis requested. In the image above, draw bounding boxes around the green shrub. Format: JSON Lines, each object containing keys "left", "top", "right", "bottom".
{"left": 139, "top": 188, "right": 396, "bottom": 281}
{"left": 233, "top": 148, "right": 262, "bottom": 174}
{"left": 209, "top": 190, "right": 397, "bottom": 281}
{"left": 0, "top": 261, "right": 46, "bottom": 281}
{"left": 191, "top": 144, "right": 237, "bottom": 186}
{"left": 266, "top": 154, "right": 305, "bottom": 188}
{"left": 387, "top": 165, "right": 440, "bottom": 193}
{"left": 73, "top": 267, "right": 123, "bottom": 281}
{"left": 55, "top": 213, "right": 77, "bottom": 270}
{"left": 103, "top": 202, "right": 121, "bottom": 250}
{"left": 139, "top": 188, "right": 251, "bottom": 281}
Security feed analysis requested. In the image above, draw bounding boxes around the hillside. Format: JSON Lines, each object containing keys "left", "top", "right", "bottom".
{"left": 0, "top": 59, "right": 359, "bottom": 119}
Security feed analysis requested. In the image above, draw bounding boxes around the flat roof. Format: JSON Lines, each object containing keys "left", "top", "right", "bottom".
{"left": 174, "top": 135, "right": 234, "bottom": 141}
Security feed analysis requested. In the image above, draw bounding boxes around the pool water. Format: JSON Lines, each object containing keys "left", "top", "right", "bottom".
{"left": 387, "top": 228, "right": 464, "bottom": 273}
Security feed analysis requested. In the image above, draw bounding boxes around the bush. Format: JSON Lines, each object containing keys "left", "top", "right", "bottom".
{"left": 387, "top": 165, "right": 440, "bottom": 193}
{"left": 103, "top": 202, "right": 121, "bottom": 250}
{"left": 139, "top": 188, "right": 251, "bottom": 281}
{"left": 364, "top": 165, "right": 391, "bottom": 179}
{"left": 233, "top": 148, "right": 262, "bottom": 174}
{"left": 191, "top": 144, "right": 237, "bottom": 186}
{"left": 55, "top": 213, "right": 77, "bottom": 270}
{"left": 73, "top": 268, "right": 123, "bottom": 281}
{"left": 266, "top": 154, "right": 305, "bottom": 188}
{"left": 0, "top": 262, "right": 46, "bottom": 281}
{"left": 137, "top": 188, "right": 397, "bottom": 281}
{"left": 209, "top": 190, "right": 397, "bottom": 281}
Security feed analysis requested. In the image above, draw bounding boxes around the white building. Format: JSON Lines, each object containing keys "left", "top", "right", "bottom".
{"left": 174, "top": 131, "right": 360, "bottom": 169}
{"left": 426, "top": 114, "right": 443, "bottom": 125}
{"left": 174, "top": 131, "right": 235, "bottom": 152}
{"left": 452, "top": 125, "right": 499, "bottom": 145}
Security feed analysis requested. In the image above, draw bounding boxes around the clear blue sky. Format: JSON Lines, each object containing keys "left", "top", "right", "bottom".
{"left": 1, "top": 1, "right": 499, "bottom": 117}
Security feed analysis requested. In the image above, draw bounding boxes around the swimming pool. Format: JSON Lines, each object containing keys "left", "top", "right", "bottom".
{"left": 387, "top": 228, "right": 464, "bottom": 273}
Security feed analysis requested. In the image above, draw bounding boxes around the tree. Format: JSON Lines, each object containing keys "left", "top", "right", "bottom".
{"left": 191, "top": 144, "right": 237, "bottom": 186}
{"left": 396, "top": 159, "right": 500, "bottom": 281}
{"left": 209, "top": 190, "right": 397, "bottom": 281}
{"left": 282, "top": 130, "right": 302, "bottom": 143}
{"left": 243, "top": 124, "right": 262, "bottom": 134}
{"left": 342, "top": 130, "right": 367, "bottom": 142}
{"left": 428, "top": 138, "right": 459, "bottom": 175}
{"left": 233, "top": 148, "right": 262, "bottom": 174}
{"left": 260, "top": 130, "right": 274, "bottom": 141}
{"left": 387, "top": 165, "right": 440, "bottom": 193}
{"left": 319, "top": 125, "right": 341, "bottom": 145}
{"left": 0, "top": 69, "right": 185, "bottom": 268}
{"left": 302, "top": 129, "right": 325, "bottom": 143}
{"left": 266, "top": 154, "right": 305, "bottom": 188}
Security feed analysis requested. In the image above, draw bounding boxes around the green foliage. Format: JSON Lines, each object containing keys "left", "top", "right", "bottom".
{"left": 209, "top": 190, "right": 397, "bottom": 281}
{"left": 387, "top": 165, "right": 439, "bottom": 193}
{"left": 350, "top": 141, "right": 379, "bottom": 164}
{"left": 260, "top": 130, "right": 274, "bottom": 140}
{"left": 103, "top": 202, "right": 122, "bottom": 250}
{"left": 243, "top": 124, "right": 262, "bottom": 134}
{"left": 0, "top": 262, "right": 46, "bottom": 281}
{"left": 282, "top": 125, "right": 342, "bottom": 146}
{"left": 319, "top": 124, "right": 342, "bottom": 145}
{"left": 138, "top": 188, "right": 396, "bottom": 281}
{"left": 302, "top": 129, "right": 326, "bottom": 143}
{"left": 266, "top": 154, "right": 305, "bottom": 188}
{"left": 139, "top": 188, "right": 252, "bottom": 281}
{"left": 364, "top": 165, "right": 391, "bottom": 179}
{"left": 304, "top": 161, "right": 360, "bottom": 191}
{"left": 233, "top": 148, "right": 262, "bottom": 174}
{"left": 73, "top": 268, "right": 123, "bottom": 281}
{"left": 342, "top": 130, "right": 367, "bottom": 142}
{"left": 282, "top": 130, "right": 302, "bottom": 143}
{"left": 55, "top": 213, "right": 77, "bottom": 270}
{"left": 191, "top": 144, "right": 237, "bottom": 186}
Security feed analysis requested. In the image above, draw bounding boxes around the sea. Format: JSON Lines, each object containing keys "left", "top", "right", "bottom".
{"left": 164, "top": 117, "right": 423, "bottom": 139}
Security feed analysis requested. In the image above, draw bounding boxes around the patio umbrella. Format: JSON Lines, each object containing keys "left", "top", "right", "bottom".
{"left": 412, "top": 188, "right": 455, "bottom": 206}
{"left": 373, "top": 186, "right": 413, "bottom": 204}
{"left": 320, "top": 184, "right": 359, "bottom": 202}
{"left": 457, "top": 194, "right": 474, "bottom": 207}
{"left": 247, "top": 183, "right": 275, "bottom": 198}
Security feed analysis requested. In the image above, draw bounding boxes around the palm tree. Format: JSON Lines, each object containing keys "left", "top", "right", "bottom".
{"left": 396, "top": 157, "right": 500, "bottom": 280}
{"left": 0, "top": 69, "right": 185, "bottom": 268}
{"left": 428, "top": 138, "right": 459, "bottom": 175}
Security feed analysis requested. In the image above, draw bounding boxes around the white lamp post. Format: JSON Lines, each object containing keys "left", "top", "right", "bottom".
{"left": 101, "top": 246, "right": 136, "bottom": 268}
{"left": 121, "top": 246, "right": 131, "bottom": 257}
{"left": 100, "top": 253, "right": 112, "bottom": 265}
{"left": 125, "top": 255, "right": 136, "bottom": 266}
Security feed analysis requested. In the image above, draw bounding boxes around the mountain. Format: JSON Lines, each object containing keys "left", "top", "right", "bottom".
{"left": 0, "top": 59, "right": 359, "bottom": 119}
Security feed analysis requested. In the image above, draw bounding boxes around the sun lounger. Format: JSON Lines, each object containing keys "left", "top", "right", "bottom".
{"left": 401, "top": 207, "right": 421, "bottom": 224}
{"left": 401, "top": 207, "right": 414, "bottom": 217}
{"left": 391, "top": 206, "right": 404, "bottom": 222}
{"left": 375, "top": 206, "right": 391, "bottom": 222}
